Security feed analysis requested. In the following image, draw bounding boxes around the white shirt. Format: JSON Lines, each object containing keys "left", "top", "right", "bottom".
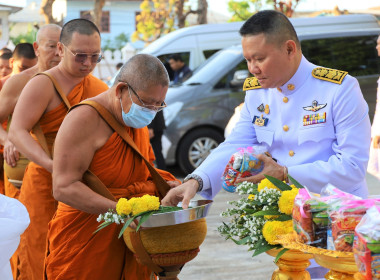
{"left": 195, "top": 56, "right": 371, "bottom": 199}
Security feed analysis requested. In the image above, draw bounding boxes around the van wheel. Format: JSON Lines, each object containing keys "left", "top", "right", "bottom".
{"left": 177, "top": 128, "right": 224, "bottom": 174}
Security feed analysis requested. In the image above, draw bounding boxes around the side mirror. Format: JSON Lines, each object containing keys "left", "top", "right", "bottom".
{"left": 230, "top": 70, "right": 249, "bottom": 88}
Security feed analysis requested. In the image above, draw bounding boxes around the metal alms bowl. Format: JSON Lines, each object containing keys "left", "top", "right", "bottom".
{"left": 139, "top": 200, "right": 213, "bottom": 228}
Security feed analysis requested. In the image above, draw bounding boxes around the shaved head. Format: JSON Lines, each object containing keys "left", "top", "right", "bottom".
{"left": 36, "top": 24, "right": 62, "bottom": 44}
{"left": 114, "top": 54, "right": 169, "bottom": 92}
{"left": 60, "top": 19, "right": 100, "bottom": 46}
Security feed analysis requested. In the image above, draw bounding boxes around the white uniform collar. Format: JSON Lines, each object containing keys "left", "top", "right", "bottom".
{"left": 276, "top": 55, "right": 314, "bottom": 96}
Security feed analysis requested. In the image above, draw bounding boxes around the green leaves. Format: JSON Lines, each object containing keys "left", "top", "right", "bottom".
{"left": 252, "top": 209, "right": 281, "bottom": 216}
{"left": 264, "top": 175, "right": 292, "bottom": 191}
{"left": 288, "top": 174, "right": 304, "bottom": 189}
{"left": 274, "top": 248, "right": 289, "bottom": 263}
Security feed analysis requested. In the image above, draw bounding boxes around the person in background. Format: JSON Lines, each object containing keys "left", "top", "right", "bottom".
{"left": 116, "top": 62, "right": 123, "bottom": 71}
{"left": 0, "top": 53, "right": 12, "bottom": 78}
{"left": 0, "top": 43, "right": 37, "bottom": 89}
{"left": 0, "top": 48, "right": 12, "bottom": 56}
{"left": 168, "top": 54, "right": 192, "bottom": 85}
{"left": 148, "top": 110, "right": 166, "bottom": 170}
{"left": 367, "top": 34, "right": 380, "bottom": 180}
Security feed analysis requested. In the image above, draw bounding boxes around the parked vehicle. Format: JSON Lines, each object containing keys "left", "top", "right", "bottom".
{"left": 163, "top": 17, "right": 380, "bottom": 174}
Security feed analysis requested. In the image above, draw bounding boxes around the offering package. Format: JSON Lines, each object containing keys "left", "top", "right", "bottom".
{"left": 221, "top": 145, "right": 267, "bottom": 192}
{"left": 354, "top": 206, "right": 380, "bottom": 279}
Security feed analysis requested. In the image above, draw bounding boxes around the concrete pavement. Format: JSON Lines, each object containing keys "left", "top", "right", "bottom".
{"left": 167, "top": 167, "right": 380, "bottom": 280}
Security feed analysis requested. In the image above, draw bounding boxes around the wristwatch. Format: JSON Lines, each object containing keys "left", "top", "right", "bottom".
{"left": 184, "top": 174, "right": 203, "bottom": 192}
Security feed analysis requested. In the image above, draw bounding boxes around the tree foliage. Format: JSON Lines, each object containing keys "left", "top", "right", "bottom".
{"left": 10, "top": 24, "right": 38, "bottom": 45}
{"left": 132, "top": 0, "right": 208, "bottom": 45}
{"left": 227, "top": 0, "right": 302, "bottom": 21}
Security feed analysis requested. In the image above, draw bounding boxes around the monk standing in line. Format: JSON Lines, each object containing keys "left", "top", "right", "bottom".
{"left": 0, "top": 52, "right": 12, "bottom": 79}
{"left": 0, "top": 24, "right": 62, "bottom": 200}
{"left": 45, "top": 54, "right": 179, "bottom": 279}
{"left": 8, "top": 19, "right": 108, "bottom": 280}
{"left": 0, "top": 24, "right": 61, "bottom": 279}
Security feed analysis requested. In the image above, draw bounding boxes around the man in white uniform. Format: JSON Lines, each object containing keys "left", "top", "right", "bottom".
{"left": 162, "top": 10, "right": 371, "bottom": 208}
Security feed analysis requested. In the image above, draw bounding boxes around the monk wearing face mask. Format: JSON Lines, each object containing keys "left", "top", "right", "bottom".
{"left": 45, "top": 54, "right": 180, "bottom": 280}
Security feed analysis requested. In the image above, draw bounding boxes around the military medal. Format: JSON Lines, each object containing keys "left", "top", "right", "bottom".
{"left": 303, "top": 100, "right": 327, "bottom": 112}
{"left": 264, "top": 104, "right": 270, "bottom": 114}
{"left": 257, "top": 103, "right": 265, "bottom": 112}
{"left": 253, "top": 114, "right": 268, "bottom": 127}
{"left": 303, "top": 112, "right": 326, "bottom": 126}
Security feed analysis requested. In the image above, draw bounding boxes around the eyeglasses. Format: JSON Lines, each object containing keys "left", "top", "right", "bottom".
{"left": 62, "top": 43, "right": 102, "bottom": 63}
{"left": 120, "top": 81, "right": 167, "bottom": 112}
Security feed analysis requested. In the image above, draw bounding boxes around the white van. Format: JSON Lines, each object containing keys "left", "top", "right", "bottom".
{"left": 140, "top": 14, "right": 379, "bottom": 73}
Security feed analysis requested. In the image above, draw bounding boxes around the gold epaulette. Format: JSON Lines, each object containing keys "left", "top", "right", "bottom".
{"left": 312, "top": 67, "right": 348, "bottom": 85}
{"left": 243, "top": 77, "right": 261, "bottom": 91}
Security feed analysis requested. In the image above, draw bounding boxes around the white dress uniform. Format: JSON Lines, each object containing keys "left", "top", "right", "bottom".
{"left": 194, "top": 56, "right": 371, "bottom": 199}
{"left": 367, "top": 77, "right": 380, "bottom": 179}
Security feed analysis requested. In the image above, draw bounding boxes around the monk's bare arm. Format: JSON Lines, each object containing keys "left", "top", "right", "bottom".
{"left": 0, "top": 75, "right": 30, "bottom": 145}
{"left": 8, "top": 75, "right": 55, "bottom": 172}
{"left": 53, "top": 105, "right": 116, "bottom": 214}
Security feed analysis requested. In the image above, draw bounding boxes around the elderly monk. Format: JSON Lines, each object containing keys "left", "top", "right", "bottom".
{"left": 45, "top": 54, "right": 179, "bottom": 280}
{"left": 0, "top": 24, "right": 61, "bottom": 200}
{"left": 0, "top": 24, "right": 61, "bottom": 279}
{"left": 8, "top": 19, "right": 108, "bottom": 280}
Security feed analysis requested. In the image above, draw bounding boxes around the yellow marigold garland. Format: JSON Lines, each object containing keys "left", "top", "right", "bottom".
{"left": 116, "top": 198, "right": 132, "bottom": 216}
{"left": 278, "top": 188, "right": 299, "bottom": 215}
{"left": 262, "top": 220, "right": 294, "bottom": 245}
{"left": 115, "top": 195, "right": 160, "bottom": 216}
{"left": 257, "top": 178, "right": 280, "bottom": 192}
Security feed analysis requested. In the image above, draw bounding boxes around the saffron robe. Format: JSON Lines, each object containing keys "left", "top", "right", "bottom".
{"left": 44, "top": 124, "right": 179, "bottom": 280}
{"left": 17, "top": 75, "right": 108, "bottom": 280}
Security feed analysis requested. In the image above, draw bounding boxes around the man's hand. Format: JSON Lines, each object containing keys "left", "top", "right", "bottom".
{"left": 4, "top": 139, "right": 19, "bottom": 167}
{"left": 161, "top": 179, "right": 198, "bottom": 209}
{"left": 166, "top": 180, "right": 180, "bottom": 188}
{"left": 373, "top": 135, "right": 380, "bottom": 148}
{"left": 235, "top": 153, "right": 284, "bottom": 184}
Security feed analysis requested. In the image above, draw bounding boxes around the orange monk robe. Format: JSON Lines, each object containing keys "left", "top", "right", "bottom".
{"left": 45, "top": 126, "right": 179, "bottom": 280}
{"left": 17, "top": 75, "right": 108, "bottom": 280}
{"left": 0, "top": 75, "right": 10, "bottom": 195}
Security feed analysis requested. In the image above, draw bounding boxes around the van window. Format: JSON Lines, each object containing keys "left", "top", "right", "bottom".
{"left": 214, "top": 59, "right": 248, "bottom": 89}
{"left": 203, "top": 49, "right": 220, "bottom": 59}
{"left": 157, "top": 52, "right": 191, "bottom": 81}
{"left": 301, "top": 35, "right": 380, "bottom": 76}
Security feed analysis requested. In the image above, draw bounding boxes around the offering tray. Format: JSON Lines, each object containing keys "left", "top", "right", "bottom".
{"left": 277, "top": 234, "right": 357, "bottom": 280}
{"left": 138, "top": 200, "right": 213, "bottom": 227}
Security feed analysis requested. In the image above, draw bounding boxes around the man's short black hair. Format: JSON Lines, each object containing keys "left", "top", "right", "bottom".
{"left": 0, "top": 47, "right": 12, "bottom": 55}
{"left": 60, "top": 18, "right": 100, "bottom": 45}
{"left": 239, "top": 10, "right": 300, "bottom": 48}
{"left": 12, "top": 43, "right": 36, "bottom": 60}
{"left": 0, "top": 53, "right": 12, "bottom": 60}
{"left": 116, "top": 62, "right": 123, "bottom": 70}
{"left": 168, "top": 54, "right": 184, "bottom": 62}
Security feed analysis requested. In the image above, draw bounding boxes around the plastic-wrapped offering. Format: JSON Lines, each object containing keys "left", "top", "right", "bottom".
{"left": 329, "top": 199, "right": 380, "bottom": 252}
{"left": 221, "top": 145, "right": 267, "bottom": 192}
{"left": 354, "top": 206, "right": 380, "bottom": 279}
{"left": 292, "top": 189, "right": 314, "bottom": 244}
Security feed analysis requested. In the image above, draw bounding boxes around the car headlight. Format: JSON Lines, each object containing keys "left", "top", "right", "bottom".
{"left": 163, "top": 101, "right": 183, "bottom": 126}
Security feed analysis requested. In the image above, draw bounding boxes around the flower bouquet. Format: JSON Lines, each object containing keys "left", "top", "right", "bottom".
{"left": 218, "top": 175, "right": 313, "bottom": 279}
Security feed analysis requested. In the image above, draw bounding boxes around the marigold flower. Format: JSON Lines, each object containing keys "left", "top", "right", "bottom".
{"left": 257, "top": 178, "right": 280, "bottom": 192}
{"left": 262, "top": 220, "right": 293, "bottom": 245}
{"left": 131, "top": 195, "right": 160, "bottom": 216}
{"left": 116, "top": 198, "right": 132, "bottom": 216}
{"left": 248, "top": 194, "right": 255, "bottom": 200}
{"left": 278, "top": 188, "right": 299, "bottom": 215}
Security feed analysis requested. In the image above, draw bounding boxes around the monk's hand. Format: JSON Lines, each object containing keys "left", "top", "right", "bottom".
{"left": 235, "top": 153, "right": 283, "bottom": 184}
{"left": 166, "top": 180, "right": 180, "bottom": 189}
{"left": 4, "top": 139, "right": 19, "bottom": 167}
{"left": 161, "top": 180, "right": 198, "bottom": 209}
{"left": 374, "top": 135, "right": 380, "bottom": 149}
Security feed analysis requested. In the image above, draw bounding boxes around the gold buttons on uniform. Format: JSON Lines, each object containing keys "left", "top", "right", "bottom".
{"left": 277, "top": 87, "right": 282, "bottom": 92}
{"left": 283, "top": 125, "right": 289, "bottom": 132}
{"left": 289, "top": 150, "right": 295, "bottom": 157}
{"left": 283, "top": 97, "right": 288, "bottom": 103}
{"left": 287, "top": 84, "right": 295, "bottom": 91}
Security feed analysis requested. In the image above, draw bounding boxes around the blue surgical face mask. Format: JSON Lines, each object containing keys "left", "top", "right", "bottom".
{"left": 120, "top": 97, "right": 156, "bottom": 128}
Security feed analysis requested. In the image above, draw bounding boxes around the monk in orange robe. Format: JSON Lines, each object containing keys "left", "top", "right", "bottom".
{"left": 0, "top": 44, "right": 37, "bottom": 197}
{"left": 0, "top": 25, "right": 61, "bottom": 280}
{"left": 45, "top": 54, "right": 179, "bottom": 279}
{"left": 8, "top": 19, "right": 107, "bottom": 280}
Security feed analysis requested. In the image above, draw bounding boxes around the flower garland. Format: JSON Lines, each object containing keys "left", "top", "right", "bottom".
{"left": 218, "top": 175, "right": 302, "bottom": 258}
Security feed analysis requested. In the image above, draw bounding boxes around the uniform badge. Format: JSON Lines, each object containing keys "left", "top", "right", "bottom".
{"left": 303, "top": 100, "right": 327, "bottom": 112}
{"left": 253, "top": 114, "right": 268, "bottom": 127}
{"left": 257, "top": 103, "right": 265, "bottom": 112}
{"left": 303, "top": 112, "right": 326, "bottom": 126}
{"left": 264, "top": 104, "right": 270, "bottom": 114}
